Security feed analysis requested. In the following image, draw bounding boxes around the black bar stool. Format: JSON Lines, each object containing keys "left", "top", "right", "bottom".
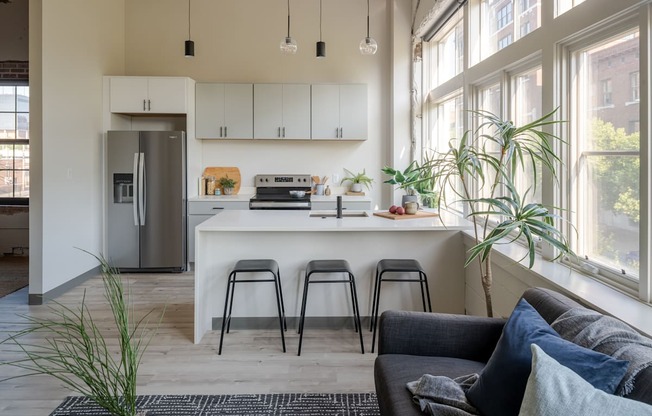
{"left": 370, "top": 259, "right": 432, "bottom": 353}
{"left": 218, "top": 259, "right": 287, "bottom": 355}
{"left": 297, "top": 260, "right": 365, "bottom": 356}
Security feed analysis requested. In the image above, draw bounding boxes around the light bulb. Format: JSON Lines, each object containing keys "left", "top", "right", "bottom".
{"left": 360, "top": 37, "right": 378, "bottom": 55}
{"left": 280, "top": 37, "right": 298, "bottom": 54}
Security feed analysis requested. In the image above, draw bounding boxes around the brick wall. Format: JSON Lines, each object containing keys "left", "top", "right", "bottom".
{"left": 0, "top": 60, "right": 28, "bottom": 81}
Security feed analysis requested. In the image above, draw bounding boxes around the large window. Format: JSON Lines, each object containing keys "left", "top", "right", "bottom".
{"left": 428, "top": 12, "right": 464, "bottom": 87}
{"left": 479, "top": 0, "right": 541, "bottom": 61}
{"left": 512, "top": 66, "right": 543, "bottom": 204}
{"left": 0, "top": 85, "right": 29, "bottom": 201}
{"left": 569, "top": 29, "right": 640, "bottom": 282}
{"left": 556, "top": 0, "right": 586, "bottom": 16}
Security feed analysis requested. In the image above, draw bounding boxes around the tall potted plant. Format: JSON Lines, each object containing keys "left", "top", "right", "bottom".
{"left": 421, "top": 109, "right": 572, "bottom": 317}
{"left": 0, "top": 252, "right": 162, "bottom": 416}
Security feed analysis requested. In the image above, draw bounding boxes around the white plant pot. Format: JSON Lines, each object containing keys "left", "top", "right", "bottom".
{"left": 351, "top": 183, "right": 363, "bottom": 193}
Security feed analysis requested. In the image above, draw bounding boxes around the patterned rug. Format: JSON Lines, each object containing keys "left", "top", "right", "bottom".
{"left": 50, "top": 393, "right": 380, "bottom": 415}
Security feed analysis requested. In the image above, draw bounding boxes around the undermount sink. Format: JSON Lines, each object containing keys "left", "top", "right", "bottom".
{"left": 309, "top": 210, "right": 369, "bottom": 218}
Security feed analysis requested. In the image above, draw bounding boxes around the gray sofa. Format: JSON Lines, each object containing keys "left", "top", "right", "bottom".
{"left": 374, "top": 287, "right": 652, "bottom": 415}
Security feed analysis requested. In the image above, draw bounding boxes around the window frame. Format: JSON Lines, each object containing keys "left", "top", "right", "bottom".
{"left": 0, "top": 80, "right": 29, "bottom": 205}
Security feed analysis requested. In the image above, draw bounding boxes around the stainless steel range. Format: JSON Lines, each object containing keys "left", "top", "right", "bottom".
{"left": 249, "top": 174, "right": 312, "bottom": 210}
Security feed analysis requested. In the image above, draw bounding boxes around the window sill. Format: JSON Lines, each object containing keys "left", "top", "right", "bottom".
{"left": 462, "top": 230, "right": 652, "bottom": 337}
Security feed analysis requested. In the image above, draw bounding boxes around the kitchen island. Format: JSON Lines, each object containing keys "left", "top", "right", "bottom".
{"left": 194, "top": 209, "right": 471, "bottom": 344}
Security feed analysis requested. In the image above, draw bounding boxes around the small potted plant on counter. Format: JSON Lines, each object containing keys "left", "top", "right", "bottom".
{"left": 340, "top": 168, "right": 373, "bottom": 193}
{"left": 218, "top": 175, "right": 237, "bottom": 195}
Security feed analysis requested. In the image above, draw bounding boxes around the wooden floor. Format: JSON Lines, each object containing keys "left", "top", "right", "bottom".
{"left": 0, "top": 272, "right": 377, "bottom": 415}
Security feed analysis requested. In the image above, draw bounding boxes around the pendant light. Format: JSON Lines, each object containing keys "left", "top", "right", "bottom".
{"left": 316, "top": 0, "right": 326, "bottom": 58}
{"left": 184, "top": 0, "right": 194, "bottom": 57}
{"left": 359, "top": 0, "right": 378, "bottom": 55}
{"left": 280, "top": 0, "right": 297, "bottom": 54}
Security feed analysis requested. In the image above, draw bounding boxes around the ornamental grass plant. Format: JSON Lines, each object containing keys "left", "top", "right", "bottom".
{"left": 0, "top": 251, "right": 163, "bottom": 416}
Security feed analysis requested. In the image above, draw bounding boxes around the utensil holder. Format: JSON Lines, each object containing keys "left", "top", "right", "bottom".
{"left": 315, "top": 184, "right": 325, "bottom": 195}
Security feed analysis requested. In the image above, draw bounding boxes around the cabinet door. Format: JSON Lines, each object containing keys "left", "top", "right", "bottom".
{"left": 224, "top": 84, "right": 253, "bottom": 139}
{"left": 195, "top": 83, "right": 226, "bottom": 139}
{"left": 311, "top": 84, "right": 340, "bottom": 140}
{"left": 339, "top": 84, "right": 368, "bottom": 140}
{"left": 282, "top": 84, "right": 311, "bottom": 139}
{"left": 147, "top": 77, "right": 188, "bottom": 114}
{"left": 254, "top": 84, "right": 283, "bottom": 139}
{"left": 110, "top": 77, "right": 149, "bottom": 113}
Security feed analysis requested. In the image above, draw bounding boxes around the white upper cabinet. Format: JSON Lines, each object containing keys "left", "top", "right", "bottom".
{"left": 254, "top": 84, "right": 311, "bottom": 139}
{"left": 195, "top": 83, "right": 253, "bottom": 139}
{"left": 311, "top": 84, "right": 367, "bottom": 140}
{"left": 109, "top": 76, "right": 189, "bottom": 114}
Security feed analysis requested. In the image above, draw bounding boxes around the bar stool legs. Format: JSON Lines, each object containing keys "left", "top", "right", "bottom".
{"left": 298, "top": 260, "right": 365, "bottom": 356}
{"left": 370, "top": 259, "right": 432, "bottom": 353}
{"left": 218, "top": 259, "right": 286, "bottom": 355}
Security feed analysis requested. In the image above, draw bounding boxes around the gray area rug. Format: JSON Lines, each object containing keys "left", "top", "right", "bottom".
{"left": 50, "top": 393, "right": 380, "bottom": 415}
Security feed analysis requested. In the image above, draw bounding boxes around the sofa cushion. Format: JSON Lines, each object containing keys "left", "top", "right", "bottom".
{"left": 519, "top": 344, "right": 652, "bottom": 416}
{"left": 466, "top": 298, "right": 629, "bottom": 416}
{"left": 374, "top": 354, "right": 485, "bottom": 416}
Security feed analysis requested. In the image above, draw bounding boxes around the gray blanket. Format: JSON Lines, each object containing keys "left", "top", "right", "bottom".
{"left": 552, "top": 307, "right": 652, "bottom": 395}
{"left": 406, "top": 373, "right": 479, "bottom": 416}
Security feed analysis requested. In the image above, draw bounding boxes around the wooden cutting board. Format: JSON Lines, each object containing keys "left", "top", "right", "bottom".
{"left": 373, "top": 210, "right": 439, "bottom": 220}
{"left": 202, "top": 167, "right": 241, "bottom": 194}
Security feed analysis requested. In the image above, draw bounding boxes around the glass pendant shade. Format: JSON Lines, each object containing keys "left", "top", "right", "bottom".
{"left": 185, "top": 40, "right": 194, "bottom": 57}
{"left": 280, "top": 37, "right": 297, "bottom": 54}
{"left": 360, "top": 37, "right": 378, "bottom": 55}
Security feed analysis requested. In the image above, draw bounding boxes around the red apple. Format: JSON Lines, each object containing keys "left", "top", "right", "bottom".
{"left": 395, "top": 206, "right": 405, "bottom": 215}
{"left": 389, "top": 205, "right": 398, "bottom": 214}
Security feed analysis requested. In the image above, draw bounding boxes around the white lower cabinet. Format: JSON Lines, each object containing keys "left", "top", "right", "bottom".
{"left": 188, "top": 200, "right": 250, "bottom": 261}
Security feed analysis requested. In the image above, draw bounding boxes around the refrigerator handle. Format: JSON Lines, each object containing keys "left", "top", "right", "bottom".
{"left": 132, "top": 153, "right": 139, "bottom": 226}
{"left": 139, "top": 152, "right": 146, "bottom": 225}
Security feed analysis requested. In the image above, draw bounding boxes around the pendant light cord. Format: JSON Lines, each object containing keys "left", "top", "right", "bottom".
{"left": 319, "top": 0, "right": 323, "bottom": 41}
{"left": 287, "top": 0, "right": 291, "bottom": 38}
{"left": 188, "top": 0, "right": 191, "bottom": 39}
{"left": 366, "top": 0, "right": 370, "bottom": 38}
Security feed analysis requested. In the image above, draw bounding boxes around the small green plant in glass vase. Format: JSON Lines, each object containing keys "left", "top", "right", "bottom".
{"left": 218, "top": 175, "right": 237, "bottom": 195}
{"left": 421, "top": 109, "right": 573, "bottom": 317}
{"left": 340, "top": 168, "right": 374, "bottom": 193}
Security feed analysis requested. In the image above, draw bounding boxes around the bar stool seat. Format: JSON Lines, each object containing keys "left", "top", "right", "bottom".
{"left": 218, "top": 259, "right": 287, "bottom": 355}
{"left": 370, "top": 259, "right": 432, "bottom": 353}
{"left": 298, "top": 259, "right": 365, "bottom": 356}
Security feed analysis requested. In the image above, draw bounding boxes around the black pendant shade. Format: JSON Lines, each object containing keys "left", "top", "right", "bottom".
{"left": 316, "top": 41, "right": 326, "bottom": 58}
{"left": 185, "top": 40, "right": 195, "bottom": 57}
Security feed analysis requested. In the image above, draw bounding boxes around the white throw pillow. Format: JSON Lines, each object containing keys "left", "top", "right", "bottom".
{"left": 518, "top": 344, "right": 652, "bottom": 416}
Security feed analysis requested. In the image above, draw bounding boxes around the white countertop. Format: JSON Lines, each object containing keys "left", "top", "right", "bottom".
{"left": 196, "top": 209, "right": 471, "bottom": 232}
{"left": 189, "top": 194, "right": 253, "bottom": 202}
{"left": 189, "top": 194, "right": 372, "bottom": 203}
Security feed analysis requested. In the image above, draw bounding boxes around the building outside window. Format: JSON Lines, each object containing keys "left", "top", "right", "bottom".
{"left": 601, "top": 79, "right": 613, "bottom": 106}
{"left": 0, "top": 85, "right": 29, "bottom": 201}
{"left": 497, "top": 3, "right": 513, "bottom": 29}
{"left": 569, "top": 29, "right": 640, "bottom": 281}
{"left": 556, "top": 0, "right": 586, "bottom": 16}
{"left": 630, "top": 71, "right": 640, "bottom": 102}
{"left": 498, "top": 34, "right": 513, "bottom": 50}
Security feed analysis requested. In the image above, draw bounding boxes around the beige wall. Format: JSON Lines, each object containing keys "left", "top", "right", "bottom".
{"left": 0, "top": 0, "right": 28, "bottom": 61}
{"left": 123, "top": 0, "right": 398, "bottom": 208}
{"left": 30, "top": 0, "right": 125, "bottom": 293}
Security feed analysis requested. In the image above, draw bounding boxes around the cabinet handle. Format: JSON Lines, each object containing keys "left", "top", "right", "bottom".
{"left": 282, "top": 127, "right": 286, "bottom": 137}
{"left": 278, "top": 127, "right": 281, "bottom": 138}
{"left": 336, "top": 128, "right": 339, "bottom": 138}
{"left": 212, "top": 207, "right": 225, "bottom": 210}
{"left": 220, "top": 126, "right": 223, "bottom": 137}
{"left": 143, "top": 99, "right": 146, "bottom": 111}
{"left": 339, "top": 127, "right": 343, "bottom": 138}
{"left": 148, "top": 100, "right": 151, "bottom": 111}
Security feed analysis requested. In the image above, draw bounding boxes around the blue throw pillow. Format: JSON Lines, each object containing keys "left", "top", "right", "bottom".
{"left": 466, "top": 298, "right": 629, "bottom": 416}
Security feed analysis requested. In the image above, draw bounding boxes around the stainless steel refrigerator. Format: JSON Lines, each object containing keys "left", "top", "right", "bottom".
{"left": 107, "top": 131, "right": 186, "bottom": 272}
